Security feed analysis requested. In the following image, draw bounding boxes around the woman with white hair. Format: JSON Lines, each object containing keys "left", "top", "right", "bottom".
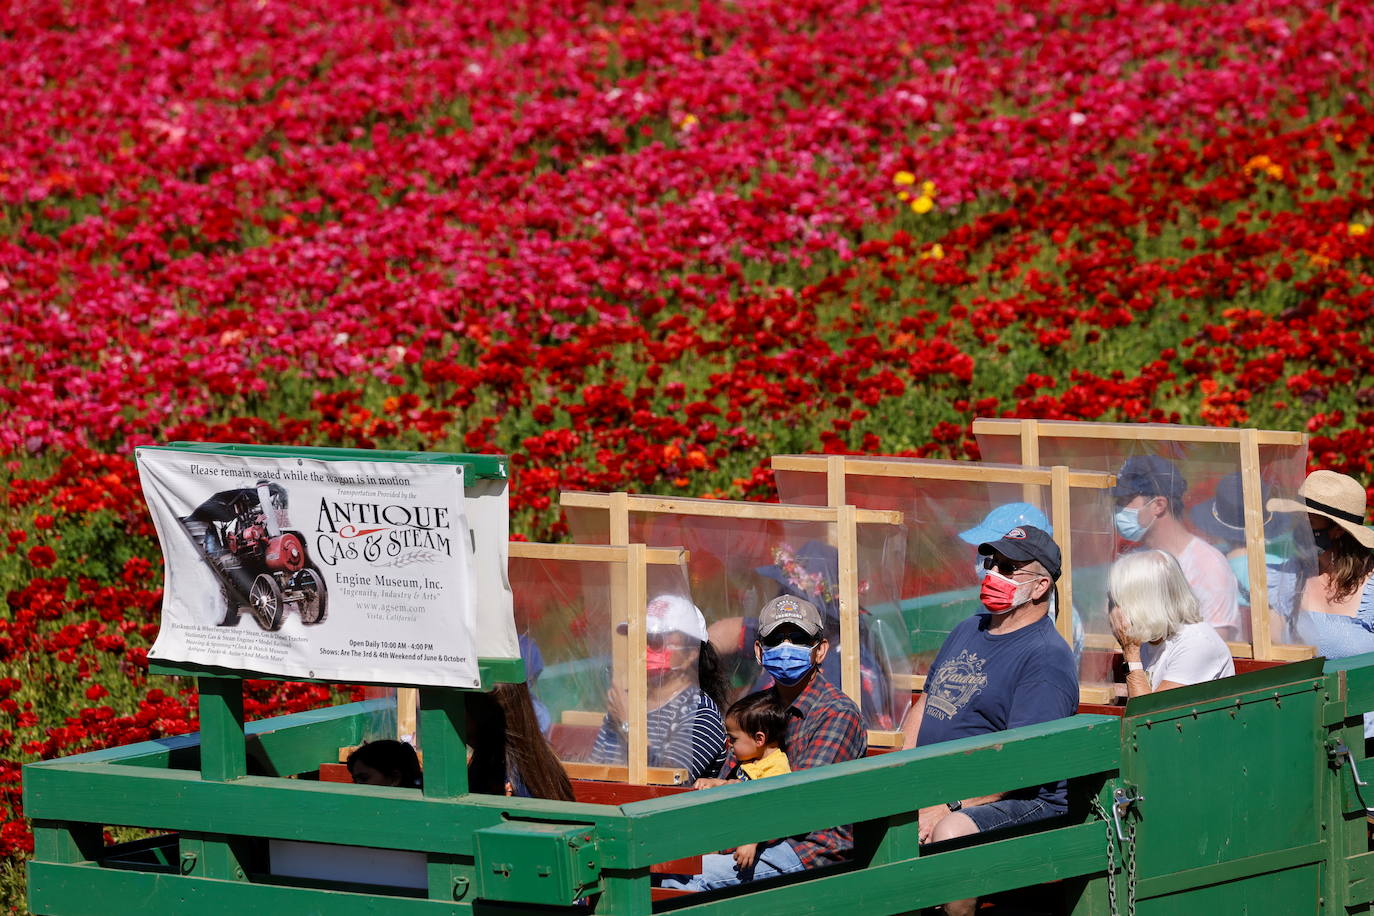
{"left": 1108, "top": 550, "right": 1235, "bottom": 698}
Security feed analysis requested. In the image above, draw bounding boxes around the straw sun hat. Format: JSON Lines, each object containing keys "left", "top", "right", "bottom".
{"left": 1267, "top": 470, "right": 1374, "bottom": 549}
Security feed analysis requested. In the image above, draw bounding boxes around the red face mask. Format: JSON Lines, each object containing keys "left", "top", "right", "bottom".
{"left": 979, "top": 571, "right": 1020, "bottom": 614}
{"left": 645, "top": 646, "right": 675, "bottom": 673}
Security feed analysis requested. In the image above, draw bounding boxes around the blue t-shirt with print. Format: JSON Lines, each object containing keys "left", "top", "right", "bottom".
{"left": 918, "top": 613, "right": 1078, "bottom": 810}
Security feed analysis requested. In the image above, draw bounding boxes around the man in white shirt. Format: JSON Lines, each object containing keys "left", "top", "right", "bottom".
{"left": 1113, "top": 455, "right": 1243, "bottom": 643}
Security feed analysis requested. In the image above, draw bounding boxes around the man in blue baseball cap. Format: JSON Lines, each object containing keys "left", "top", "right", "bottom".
{"left": 901, "top": 524, "right": 1078, "bottom": 916}
{"left": 1114, "top": 455, "right": 1242, "bottom": 642}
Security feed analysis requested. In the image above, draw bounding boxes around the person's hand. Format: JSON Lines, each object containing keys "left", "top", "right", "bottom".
{"left": 693, "top": 777, "right": 728, "bottom": 789}
{"left": 1109, "top": 606, "right": 1142, "bottom": 656}
{"left": 605, "top": 685, "right": 629, "bottom": 726}
{"left": 733, "top": 842, "right": 758, "bottom": 868}
{"left": 918, "top": 805, "right": 948, "bottom": 844}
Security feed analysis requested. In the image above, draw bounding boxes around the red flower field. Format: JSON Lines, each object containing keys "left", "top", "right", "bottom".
{"left": 2, "top": 0, "right": 1373, "bottom": 904}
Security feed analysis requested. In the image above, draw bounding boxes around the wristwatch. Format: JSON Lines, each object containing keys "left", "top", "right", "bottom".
{"left": 946, "top": 800, "right": 963, "bottom": 812}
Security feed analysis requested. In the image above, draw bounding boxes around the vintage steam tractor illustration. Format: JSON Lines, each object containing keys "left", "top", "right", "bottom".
{"left": 179, "top": 480, "right": 328, "bottom": 631}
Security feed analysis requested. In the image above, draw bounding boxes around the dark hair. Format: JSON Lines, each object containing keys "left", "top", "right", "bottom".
{"left": 697, "top": 640, "right": 728, "bottom": 712}
{"left": 1326, "top": 529, "right": 1374, "bottom": 603}
{"left": 347, "top": 740, "right": 422, "bottom": 788}
{"left": 725, "top": 690, "right": 789, "bottom": 748}
{"left": 465, "top": 685, "right": 574, "bottom": 802}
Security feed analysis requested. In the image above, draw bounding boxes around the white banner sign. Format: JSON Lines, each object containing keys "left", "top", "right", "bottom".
{"left": 137, "top": 448, "right": 481, "bottom": 688}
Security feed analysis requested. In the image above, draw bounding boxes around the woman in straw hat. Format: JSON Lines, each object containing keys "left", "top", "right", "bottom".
{"left": 1267, "top": 470, "right": 1374, "bottom": 655}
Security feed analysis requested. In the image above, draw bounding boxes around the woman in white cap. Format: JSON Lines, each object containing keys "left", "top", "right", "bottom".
{"left": 591, "top": 594, "right": 729, "bottom": 783}
{"left": 1268, "top": 470, "right": 1374, "bottom": 656}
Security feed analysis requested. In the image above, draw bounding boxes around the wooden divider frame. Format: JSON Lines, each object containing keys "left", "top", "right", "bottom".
{"left": 770, "top": 454, "right": 1117, "bottom": 704}
{"left": 559, "top": 491, "right": 905, "bottom": 746}
{"left": 971, "top": 418, "right": 1314, "bottom": 663}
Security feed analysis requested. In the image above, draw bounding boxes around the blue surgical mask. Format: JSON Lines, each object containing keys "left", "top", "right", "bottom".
{"left": 974, "top": 559, "right": 988, "bottom": 582}
{"left": 1114, "top": 505, "right": 1152, "bottom": 542}
{"left": 760, "top": 643, "right": 815, "bottom": 686}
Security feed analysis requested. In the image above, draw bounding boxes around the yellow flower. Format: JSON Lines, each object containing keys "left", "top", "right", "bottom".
{"left": 893, "top": 171, "right": 916, "bottom": 185}
{"left": 920, "top": 243, "right": 945, "bottom": 260}
{"left": 911, "top": 195, "right": 934, "bottom": 214}
{"left": 897, "top": 191, "right": 910, "bottom": 201}
{"left": 921, "top": 180, "right": 937, "bottom": 197}
{"left": 679, "top": 114, "right": 698, "bottom": 129}
{"left": 1350, "top": 223, "right": 1369, "bottom": 237}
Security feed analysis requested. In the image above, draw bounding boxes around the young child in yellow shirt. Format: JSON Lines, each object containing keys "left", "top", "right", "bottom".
{"left": 723, "top": 691, "right": 792, "bottom": 868}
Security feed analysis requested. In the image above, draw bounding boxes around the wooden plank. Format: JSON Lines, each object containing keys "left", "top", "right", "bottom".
{"left": 891, "top": 673, "right": 925, "bottom": 691}
{"left": 561, "top": 762, "right": 690, "bottom": 786}
{"left": 773, "top": 455, "right": 1118, "bottom": 489}
{"left": 627, "top": 543, "right": 649, "bottom": 786}
{"left": 652, "top": 821, "right": 1105, "bottom": 916}
{"left": 559, "top": 709, "right": 606, "bottom": 727}
{"left": 23, "top": 762, "right": 632, "bottom": 859}
{"left": 1270, "top": 644, "right": 1317, "bottom": 661}
{"left": 867, "top": 730, "right": 903, "bottom": 748}
{"left": 507, "top": 541, "right": 687, "bottom": 565}
{"left": 838, "top": 505, "right": 862, "bottom": 711}
{"left": 618, "top": 715, "right": 1120, "bottom": 865}
{"left": 972, "top": 417, "right": 1306, "bottom": 446}
{"left": 1050, "top": 465, "right": 1075, "bottom": 649}
{"left": 558, "top": 491, "right": 903, "bottom": 526}
{"left": 1078, "top": 686, "right": 1116, "bottom": 705}
{"left": 28, "top": 862, "right": 468, "bottom": 915}
{"left": 1240, "top": 428, "right": 1273, "bottom": 659}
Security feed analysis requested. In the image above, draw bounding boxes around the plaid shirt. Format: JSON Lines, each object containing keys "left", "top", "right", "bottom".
{"left": 721, "top": 671, "right": 866, "bottom": 868}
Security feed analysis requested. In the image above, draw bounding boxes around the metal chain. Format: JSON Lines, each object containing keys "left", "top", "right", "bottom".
{"left": 1124, "top": 816, "right": 1138, "bottom": 916}
{"left": 1090, "top": 796, "right": 1119, "bottom": 916}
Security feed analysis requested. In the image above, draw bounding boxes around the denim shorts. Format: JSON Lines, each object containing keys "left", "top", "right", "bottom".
{"left": 963, "top": 797, "right": 1058, "bottom": 833}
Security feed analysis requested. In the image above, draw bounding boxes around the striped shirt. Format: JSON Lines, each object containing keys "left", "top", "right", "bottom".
{"left": 591, "top": 687, "right": 727, "bottom": 783}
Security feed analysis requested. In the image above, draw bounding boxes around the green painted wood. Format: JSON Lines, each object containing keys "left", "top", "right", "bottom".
{"left": 651, "top": 822, "right": 1104, "bottom": 916}
{"left": 159, "top": 441, "right": 509, "bottom": 479}
{"left": 852, "top": 809, "right": 921, "bottom": 867}
{"left": 1133, "top": 841, "right": 1327, "bottom": 900}
{"left": 426, "top": 853, "right": 473, "bottom": 905}
{"left": 1134, "top": 862, "right": 1323, "bottom": 916}
{"left": 27, "top": 862, "right": 473, "bottom": 916}
{"left": 198, "top": 677, "right": 247, "bottom": 782}
{"left": 618, "top": 715, "right": 1120, "bottom": 865}
{"left": 1123, "top": 658, "right": 1325, "bottom": 718}
{"left": 1328, "top": 651, "right": 1374, "bottom": 714}
{"left": 593, "top": 869, "right": 652, "bottom": 916}
{"left": 419, "top": 688, "right": 469, "bottom": 799}
{"left": 179, "top": 833, "right": 251, "bottom": 882}
{"left": 53, "top": 697, "right": 389, "bottom": 777}
{"left": 1123, "top": 679, "right": 1325, "bottom": 879}
{"left": 23, "top": 764, "right": 626, "bottom": 858}
{"left": 30, "top": 821, "right": 102, "bottom": 864}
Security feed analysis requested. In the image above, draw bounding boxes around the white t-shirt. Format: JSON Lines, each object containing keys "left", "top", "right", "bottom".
{"left": 1174, "top": 536, "right": 1243, "bottom": 642}
{"left": 1140, "top": 621, "right": 1235, "bottom": 689}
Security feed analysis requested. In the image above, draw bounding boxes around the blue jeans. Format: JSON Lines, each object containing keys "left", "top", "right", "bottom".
{"left": 963, "top": 797, "right": 1059, "bottom": 833}
{"left": 657, "top": 841, "right": 804, "bottom": 891}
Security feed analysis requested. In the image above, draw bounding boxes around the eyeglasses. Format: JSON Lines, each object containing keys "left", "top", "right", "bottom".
{"left": 759, "top": 630, "right": 820, "bottom": 649}
{"left": 982, "top": 556, "right": 1029, "bottom": 577}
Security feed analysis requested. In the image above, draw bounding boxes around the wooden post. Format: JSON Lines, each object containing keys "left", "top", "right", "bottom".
{"left": 837, "top": 505, "right": 862, "bottom": 710}
{"left": 397, "top": 688, "right": 417, "bottom": 742}
{"left": 197, "top": 677, "right": 246, "bottom": 782}
{"left": 418, "top": 688, "right": 468, "bottom": 798}
{"left": 826, "top": 454, "right": 847, "bottom": 506}
{"left": 626, "top": 543, "right": 649, "bottom": 785}
{"left": 1050, "top": 466, "right": 1075, "bottom": 649}
{"left": 608, "top": 491, "right": 631, "bottom": 781}
{"left": 1020, "top": 418, "right": 1041, "bottom": 506}
{"left": 1240, "top": 428, "right": 1272, "bottom": 659}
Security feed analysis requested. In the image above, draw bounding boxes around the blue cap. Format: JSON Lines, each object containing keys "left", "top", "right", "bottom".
{"left": 1113, "top": 454, "right": 1187, "bottom": 502}
{"left": 959, "top": 502, "right": 1053, "bottom": 546}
